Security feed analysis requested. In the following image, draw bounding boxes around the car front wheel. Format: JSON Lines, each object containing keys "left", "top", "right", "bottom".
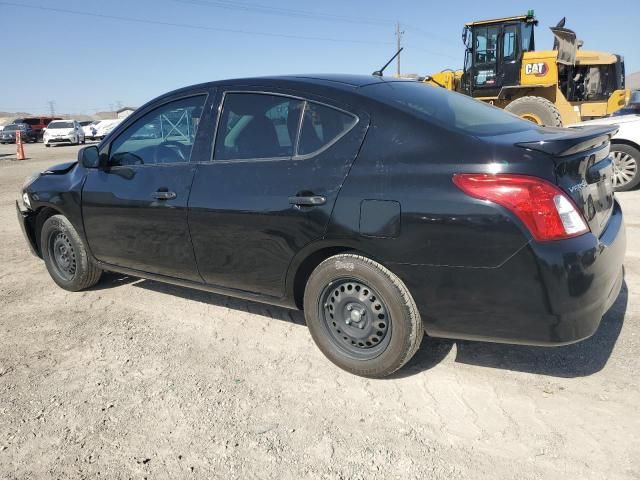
{"left": 304, "top": 254, "right": 424, "bottom": 378}
{"left": 41, "top": 214, "right": 102, "bottom": 291}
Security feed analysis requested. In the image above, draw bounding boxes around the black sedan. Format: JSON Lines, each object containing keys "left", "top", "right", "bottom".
{"left": 16, "top": 75, "right": 625, "bottom": 377}
{"left": 1, "top": 123, "right": 38, "bottom": 144}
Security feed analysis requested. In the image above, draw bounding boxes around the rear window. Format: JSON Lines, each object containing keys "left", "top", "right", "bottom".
{"left": 23, "top": 119, "right": 40, "bottom": 126}
{"left": 364, "top": 81, "right": 535, "bottom": 136}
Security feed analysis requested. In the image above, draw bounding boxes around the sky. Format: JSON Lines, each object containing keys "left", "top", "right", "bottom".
{"left": 1, "top": 0, "right": 638, "bottom": 115}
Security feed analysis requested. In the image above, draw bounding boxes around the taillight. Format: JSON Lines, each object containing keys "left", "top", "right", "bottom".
{"left": 452, "top": 174, "right": 589, "bottom": 241}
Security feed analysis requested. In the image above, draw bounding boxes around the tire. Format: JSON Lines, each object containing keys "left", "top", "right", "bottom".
{"left": 45, "top": 144, "right": 50, "bottom": 148}
{"left": 610, "top": 143, "right": 640, "bottom": 192}
{"left": 303, "top": 254, "right": 423, "bottom": 378}
{"left": 41, "top": 215, "right": 102, "bottom": 291}
{"left": 504, "top": 96, "right": 563, "bottom": 127}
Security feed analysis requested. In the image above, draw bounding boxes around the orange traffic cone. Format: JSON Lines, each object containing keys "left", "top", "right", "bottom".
{"left": 16, "top": 130, "right": 26, "bottom": 161}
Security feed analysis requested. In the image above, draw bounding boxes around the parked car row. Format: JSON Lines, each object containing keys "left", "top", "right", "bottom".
{"left": 0, "top": 117, "right": 126, "bottom": 146}
{"left": 11, "top": 116, "right": 62, "bottom": 141}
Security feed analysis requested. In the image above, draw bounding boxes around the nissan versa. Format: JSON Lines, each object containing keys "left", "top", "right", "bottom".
{"left": 16, "top": 75, "right": 625, "bottom": 377}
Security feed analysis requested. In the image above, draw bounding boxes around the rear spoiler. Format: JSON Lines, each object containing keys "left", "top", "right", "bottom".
{"left": 515, "top": 125, "right": 619, "bottom": 156}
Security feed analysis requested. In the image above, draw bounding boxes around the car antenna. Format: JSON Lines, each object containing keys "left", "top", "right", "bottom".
{"left": 372, "top": 47, "right": 403, "bottom": 77}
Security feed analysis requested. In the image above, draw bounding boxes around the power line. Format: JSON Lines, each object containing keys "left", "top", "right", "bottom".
{"left": 0, "top": 1, "right": 393, "bottom": 45}
{"left": 175, "top": 0, "right": 390, "bottom": 26}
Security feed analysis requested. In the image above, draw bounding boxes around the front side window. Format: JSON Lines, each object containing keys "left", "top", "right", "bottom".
{"left": 110, "top": 95, "right": 205, "bottom": 166}
{"left": 214, "top": 93, "right": 303, "bottom": 160}
{"left": 298, "top": 103, "right": 357, "bottom": 155}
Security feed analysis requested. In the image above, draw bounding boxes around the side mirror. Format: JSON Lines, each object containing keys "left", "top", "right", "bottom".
{"left": 79, "top": 145, "right": 100, "bottom": 169}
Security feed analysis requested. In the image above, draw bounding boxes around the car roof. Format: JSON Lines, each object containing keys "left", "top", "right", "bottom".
{"left": 217, "top": 74, "right": 408, "bottom": 88}
{"left": 160, "top": 74, "right": 413, "bottom": 99}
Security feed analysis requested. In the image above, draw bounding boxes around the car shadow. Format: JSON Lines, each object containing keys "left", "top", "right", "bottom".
{"left": 397, "top": 280, "right": 629, "bottom": 379}
{"left": 96, "top": 273, "right": 628, "bottom": 379}
{"left": 130, "top": 277, "right": 307, "bottom": 325}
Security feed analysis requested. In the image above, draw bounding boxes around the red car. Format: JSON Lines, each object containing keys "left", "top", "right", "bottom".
{"left": 12, "top": 116, "right": 62, "bottom": 141}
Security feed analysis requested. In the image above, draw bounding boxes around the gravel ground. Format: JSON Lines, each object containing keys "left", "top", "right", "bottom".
{"left": 1, "top": 143, "right": 639, "bottom": 479}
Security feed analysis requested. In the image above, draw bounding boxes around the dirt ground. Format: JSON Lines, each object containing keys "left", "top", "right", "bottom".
{"left": 1, "top": 142, "right": 639, "bottom": 479}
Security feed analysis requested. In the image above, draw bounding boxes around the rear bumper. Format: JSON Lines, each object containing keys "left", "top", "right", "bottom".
{"left": 391, "top": 200, "right": 626, "bottom": 346}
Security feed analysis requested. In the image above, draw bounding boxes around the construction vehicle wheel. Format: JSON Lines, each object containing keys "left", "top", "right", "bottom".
{"left": 505, "top": 96, "right": 563, "bottom": 127}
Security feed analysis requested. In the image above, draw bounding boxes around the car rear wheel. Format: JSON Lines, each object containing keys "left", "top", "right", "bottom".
{"left": 303, "top": 254, "right": 423, "bottom": 378}
{"left": 610, "top": 144, "right": 640, "bottom": 192}
{"left": 41, "top": 215, "right": 102, "bottom": 291}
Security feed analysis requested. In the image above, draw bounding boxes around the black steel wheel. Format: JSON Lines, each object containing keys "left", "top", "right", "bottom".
{"left": 319, "top": 279, "right": 391, "bottom": 360}
{"left": 304, "top": 254, "right": 423, "bottom": 378}
{"left": 41, "top": 215, "right": 102, "bottom": 291}
{"left": 48, "top": 230, "right": 77, "bottom": 281}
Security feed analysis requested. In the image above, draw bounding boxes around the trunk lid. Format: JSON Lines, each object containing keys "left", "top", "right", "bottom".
{"left": 515, "top": 124, "right": 618, "bottom": 237}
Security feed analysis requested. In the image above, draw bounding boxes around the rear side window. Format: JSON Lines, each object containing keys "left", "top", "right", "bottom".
{"left": 109, "top": 95, "right": 205, "bottom": 166}
{"left": 214, "top": 92, "right": 357, "bottom": 160}
{"left": 298, "top": 103, "right": 357, "bottom": 155}
{"left": 365, "top": 81, "right": 535, "bottom": 136}
{"left": 214, "top": 93, "right": 303, "bottom": 160}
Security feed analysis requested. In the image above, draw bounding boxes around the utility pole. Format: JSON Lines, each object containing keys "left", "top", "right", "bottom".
{"left": 47, "top": 100, "right": 55, "bottom": 117}
{"left": 395, "top": 22, "right": 404, "bottom": 77}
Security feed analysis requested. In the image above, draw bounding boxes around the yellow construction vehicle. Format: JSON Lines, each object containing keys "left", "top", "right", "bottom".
{"left": 424, "top": 11, "right": 630, "bottom": 126}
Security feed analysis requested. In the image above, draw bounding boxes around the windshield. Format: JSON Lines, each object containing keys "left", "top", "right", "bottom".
{"left": 365, "top": 81, "right": 535, "bottom": 136}
{"left": 48, "top": 121, "right": 74, "bottom": 129}
{"left": 5, "top": 124, "right": 22, "bottom": 131}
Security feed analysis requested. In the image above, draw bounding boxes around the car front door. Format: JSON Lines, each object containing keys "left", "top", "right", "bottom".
{"left": 82, "top": 91, "right": 213, "bottom": 281}
{"left": 188, "top": 90, "right": 369, "bottom": 297}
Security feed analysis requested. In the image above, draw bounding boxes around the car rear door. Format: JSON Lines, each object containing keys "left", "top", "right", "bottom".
{"left": 188, "top": 89, "right": 369, "bottom": 297}
{"left": 82, "top": 89, "right": 215, "bottom": 281}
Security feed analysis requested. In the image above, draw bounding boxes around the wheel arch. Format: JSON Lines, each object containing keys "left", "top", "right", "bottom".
{"left": 288, "top": 243, "right": 388, "bottom": 310}
{"left": 31, "top": 206, "right": 65, "bottom": 256}
{"left": 610, "top": 137, "right": 640, "bottom": 152}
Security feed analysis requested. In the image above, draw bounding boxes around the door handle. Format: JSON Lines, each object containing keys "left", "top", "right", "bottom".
{"left": 151, "top": 190, "right": 177, "bottom": 200}
{"left": 288, "top": 195, "right": 326, "bottom": 206}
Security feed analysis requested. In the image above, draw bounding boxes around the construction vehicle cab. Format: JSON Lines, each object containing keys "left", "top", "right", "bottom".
{"left": 426, "top": 11, "right": 629, "bottom": 126}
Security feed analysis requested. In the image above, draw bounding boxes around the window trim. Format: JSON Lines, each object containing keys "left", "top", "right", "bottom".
{"left": 106, "top": 92, "right": 208, "bottom": 170}
{"left": 210, "top": 90, "right": 359, "bottom": 164}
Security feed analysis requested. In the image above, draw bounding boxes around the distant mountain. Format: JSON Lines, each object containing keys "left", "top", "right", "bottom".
{"left": 628, "top": 71, "right": 640, "bottom": 90}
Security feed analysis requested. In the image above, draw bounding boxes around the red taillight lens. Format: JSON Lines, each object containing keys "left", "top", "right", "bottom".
{"left": 452, "top": 174, "right": 589, "bottom": 241}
